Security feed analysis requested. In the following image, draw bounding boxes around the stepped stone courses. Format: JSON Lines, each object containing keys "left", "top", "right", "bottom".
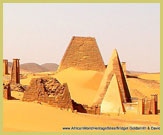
{"left": 93, "top": 49, "right": 131, "bottom": 106}
{"left": 11, "top": 59, "right": 20, "bottom": 84}
{"left": 22, "top": 78, "right": 73, "bottom": 110}
{"left": 58, "top": 36, "right": 105, "bottom": 72}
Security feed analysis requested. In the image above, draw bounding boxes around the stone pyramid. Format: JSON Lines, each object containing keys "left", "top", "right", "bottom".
{"left": 93, "top": 49, "right": 131, "bottom": 106}
{"left": 58, "top": 36, "right": 105, "bottom": 72}
{"left": 101, "top": 74, "right": 125, "bottom": 114}
{"left": 23, "top": 78, "right": 73, "bottom": 110}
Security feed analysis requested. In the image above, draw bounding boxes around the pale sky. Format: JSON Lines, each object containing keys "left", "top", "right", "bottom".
{"left": 3, "top": 3, "right": 160, "bottom": 73}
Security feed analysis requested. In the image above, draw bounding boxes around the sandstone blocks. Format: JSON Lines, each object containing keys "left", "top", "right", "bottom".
{"left": 58, "top": 36, "right": 105, "bottom": 72}
{"left": 22, "top": 78, "right": 73, "bottom": 110}
{"left": 11, "top": 59, "right": 20, "bottom": 84}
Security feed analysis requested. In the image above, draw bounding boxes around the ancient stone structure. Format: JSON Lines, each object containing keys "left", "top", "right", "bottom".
{"left": 11, "top": 59, "right": 20, "bottom": 84}
{"left": 100, "top": 74, "right": 126, "bottom": 114}
{"left": 22, "top": 78, "right": 73, "bottom": 110}
{"left": 3, "top": 59, "right": 8, "bottom": 75}
{"left": 121, "top": 62, "right": 127, "bottom": 77}
{"left": 123, "top": 95, "right": 158, "bottom": 115}
{"left": 3, "top": 83, "right": 11, "bottom": 99}
{"left": 58, "top": 36, "right": 105, "bottom": 72}
{"left": 93, "top": 49, "right": 131, "bottom": 111}
{"left": 142, "top": 95, "right": 158, "bottom": 115}
{"left": 72, "top": 100, "right": 100, "bottom": 114}
{"left": 150, "top": 95, "right": 158, "bottom": 114}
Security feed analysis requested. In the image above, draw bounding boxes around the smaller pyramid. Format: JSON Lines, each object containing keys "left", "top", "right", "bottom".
{"left": 101, "top": 74, "right": 125, "bottom": 114}
{"left": 93, "top": 49, "right": 131, "bottom": 106}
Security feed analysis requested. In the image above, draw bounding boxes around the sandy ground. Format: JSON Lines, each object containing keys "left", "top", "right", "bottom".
{"left": 3, "top": 68, "right": 160, "bottom": 132}
{"left": 3, "top": 99, "right": 160, "bottom": 132}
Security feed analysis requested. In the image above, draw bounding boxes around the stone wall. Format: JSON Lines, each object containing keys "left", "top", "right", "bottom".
{"left": 142, "top": 95, "right": 158, "bottom": 115}
{"left": 72, "top": 100, "right": 100, "bottom": 114}
{"left": 58, "top": 36, "right": 105, "bottom": 72}
{"left": 22, "top": 78, "right": 73, "bottom": 110}
{"left": 83, "top": 105, "right": 101, "bottom": 115}
{"left": 124, "top": 96, "right": 158, "bottom": 115}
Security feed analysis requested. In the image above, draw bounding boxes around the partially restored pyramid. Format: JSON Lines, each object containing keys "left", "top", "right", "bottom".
{"left": 101, "top": 74, "right": 125, "bottom": 114}
{"left": 93, "top": 49, "right": 131, "bottom": 106}
{"left": 58, "top": 36, "right": 105, "bottom": 72}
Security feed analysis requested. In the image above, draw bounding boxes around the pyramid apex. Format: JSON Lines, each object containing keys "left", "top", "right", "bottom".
{"left": 108, "top": 49, "right": 119, "bottom": 64}
{"left": 112, "top": 48, "right": 118, "bottom": 55}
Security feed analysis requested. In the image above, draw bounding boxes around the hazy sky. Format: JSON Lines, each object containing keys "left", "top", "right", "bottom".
{"left": 3, "top": 3, "right": 160, "bottom": 73}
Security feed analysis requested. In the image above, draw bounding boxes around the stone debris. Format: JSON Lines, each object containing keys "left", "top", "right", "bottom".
{"left": 10, "top": 84, "right": 26, "bottom": 92}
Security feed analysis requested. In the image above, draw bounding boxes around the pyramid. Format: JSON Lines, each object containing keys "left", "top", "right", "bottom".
{"left": 101, "top": 74, "right": 125, "bottom": 114}
{"left": 58, "top": 36, "right": 105, "bottom": 72}
{"left": 23, "top": 78, "right": 73, "bottom": 110}
{"left": 93, "top": 49, "right": 131, "bottom": 106}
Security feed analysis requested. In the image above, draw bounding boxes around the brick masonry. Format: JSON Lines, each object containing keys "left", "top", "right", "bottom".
{"left": 58, "top": 36, "right": 105, "bottom": 72}
{"left": 22, "top": 78, "right": 73, "bottom": 110}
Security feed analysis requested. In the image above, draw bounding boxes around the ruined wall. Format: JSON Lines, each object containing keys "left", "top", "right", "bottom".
{"left": 142, "top": 95, "right": 158, "bottom": 115}
{"left": 124, "top": 96, "right": 158, "bottom": 115}
{"left": 3, "top": 83, "right": 11, "bottom": 99}
{"left": 72, "top": 100, "right": 100, "bottom": 114}
{"left": 22, "top": 78, "right": 73, "bottom": 110}
{"left": 150, "top": 95, "right": 158, "bottom": 114}
{"left": 83, "top": 105, "right": 101, "bottom": 115}
{"left": 11, "top": 59, "right": 20, "bottom": 84}
{"left": 58, "top": 36, "right": 105, "bottom": 72}
{"left": 3, "top": 59, "right": 8, "bottom": 75}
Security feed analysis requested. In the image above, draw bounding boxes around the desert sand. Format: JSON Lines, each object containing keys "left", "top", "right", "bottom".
{"left": 3, "top": 68, "right": 160, "bottom": 132}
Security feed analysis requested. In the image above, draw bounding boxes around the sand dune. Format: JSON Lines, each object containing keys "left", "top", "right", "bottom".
{"left": 53, "top": 68, "right": 104, "bottom": 105}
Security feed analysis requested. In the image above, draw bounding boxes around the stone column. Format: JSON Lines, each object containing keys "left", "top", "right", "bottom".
{"left": 11, "top": 59, "right": 20, "bottom": 84}
{"left": 138, "top": 98, "right": 144, "bottom": 115}
{"left": 3, "top": 59, "right": 8, "bottom": 75}
{"left": 150, "top": 94, "right": 158, "bottom": 114}
{"left": 121, "top": 62, "right": 127, "bottom": 77}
